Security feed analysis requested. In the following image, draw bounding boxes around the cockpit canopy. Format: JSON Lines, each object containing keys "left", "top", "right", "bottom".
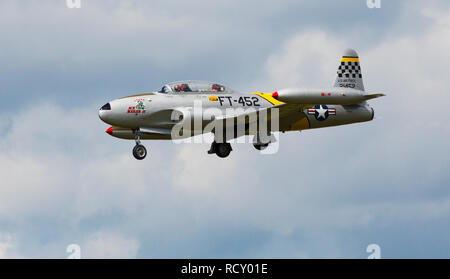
{"left": 157, "top": 80, "right": 235, "bottom": 94}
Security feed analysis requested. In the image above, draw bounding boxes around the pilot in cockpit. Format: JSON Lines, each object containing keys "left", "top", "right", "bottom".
{"left": 161, "top": 85, "right": 173, "bottom": 93}
{"left": 212, "top": 84, "right": 225, "bottom": 92}
{"left": 180, "top": 83, "right": 192, "bottom": 92}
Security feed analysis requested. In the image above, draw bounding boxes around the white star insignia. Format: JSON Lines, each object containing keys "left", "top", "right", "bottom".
{"left": 316, "top": 105, "right": 327, "bottom": 119}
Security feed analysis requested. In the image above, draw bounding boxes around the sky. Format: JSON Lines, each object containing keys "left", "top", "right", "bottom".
{"left": 0, "top": 0, "right": 450, "bottom": 258}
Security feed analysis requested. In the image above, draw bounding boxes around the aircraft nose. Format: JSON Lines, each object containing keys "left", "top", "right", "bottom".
{"left": 98, "top": 102, "right": 111, "bottom": 123}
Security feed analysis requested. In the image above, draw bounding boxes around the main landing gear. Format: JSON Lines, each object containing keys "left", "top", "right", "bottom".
{"left": 208, "top": 141, "right": 232, "bottom": 158}
{"left": 252, "top": 133, "right": 274, "bottom": 151}
{"left": 132, "top": 130, "right": 147, "bottom": 160}
{"left": 253, "top": 142, "right": 269, "bottom": 150}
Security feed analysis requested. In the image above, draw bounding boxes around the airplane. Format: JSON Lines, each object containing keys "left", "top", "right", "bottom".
{"left": 98, "top": 49, "right": 384, "bottom": 160}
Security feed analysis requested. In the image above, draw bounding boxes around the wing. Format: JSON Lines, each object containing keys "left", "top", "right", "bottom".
{"left": 210, "top": 93, "right": 316, "bottom": 140}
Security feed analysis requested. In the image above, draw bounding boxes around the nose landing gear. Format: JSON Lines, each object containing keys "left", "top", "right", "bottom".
{"left": 133, "top": 144, "right": 147, "bottom": 160}
{"left": 132, "top": 129, "right": 147, "bottom": 160}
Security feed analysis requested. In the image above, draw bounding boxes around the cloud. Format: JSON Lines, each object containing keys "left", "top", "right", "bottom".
{"left": 0, "top": 234, "right": 19, "bottom": 259}
{"left": 261, "top": 31, "right": 345, "bottom": 90}
{"left": 81, "top": 231, "right": 139, "bottom": 259}
{"left": 0, "top": 0, "right": 407, "bottom": 108}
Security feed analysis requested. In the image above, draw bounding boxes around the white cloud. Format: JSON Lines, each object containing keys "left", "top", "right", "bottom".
{"left": 81, "top": 232, "right": 139, "bottom": 259}
{"left": 0, "top": 234, "right": 19, "bottom": 259}
{"left": 262, "top": 31, "right": 344, "bottom": 90}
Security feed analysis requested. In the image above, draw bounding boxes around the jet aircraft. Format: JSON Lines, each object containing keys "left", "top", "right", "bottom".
{"left": 99, "top": 49, "right": 384, "bottom": 159}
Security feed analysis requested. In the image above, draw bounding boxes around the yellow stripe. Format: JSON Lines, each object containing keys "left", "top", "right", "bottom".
{"left": 208, "top": 96, "right": 218, "bottom": 101}
{"left": 252, "top": 92, "right": 284, "bottom": 106}
{"left": 341, "top": 57, "right": 359, "bottom": 62}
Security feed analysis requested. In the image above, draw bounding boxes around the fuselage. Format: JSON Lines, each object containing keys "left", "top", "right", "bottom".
{"left": 99, "top": 85, "right": 374, "bottom": 140}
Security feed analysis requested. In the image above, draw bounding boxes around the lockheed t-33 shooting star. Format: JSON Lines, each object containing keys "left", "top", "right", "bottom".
{"left": 98, "top": 49, "right": 384, "bottom": 160}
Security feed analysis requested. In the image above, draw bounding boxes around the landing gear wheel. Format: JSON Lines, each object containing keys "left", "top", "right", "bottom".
{"left": 253, "top": 133, "right": 274, "bottom": 151}
{"left": 215, "top": 143, "right": 232, "bottom": 158}
{"left": 207, "top": 141, "right": 217, "bottom": 154}
{"left": 253, "top": 143, "right": 269, "bottom": 151}
{"left": 133, "top": 144, "right": 147, "bottom": 160}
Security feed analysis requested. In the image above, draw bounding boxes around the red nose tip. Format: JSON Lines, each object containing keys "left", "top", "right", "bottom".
{"left": 106, "top": 127, "right": 113, "bottom": 135}
{"left": 272, "top": 91, "right": 279, "bottom": 100}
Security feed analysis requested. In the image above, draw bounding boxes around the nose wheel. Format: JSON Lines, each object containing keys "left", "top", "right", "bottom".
{"left": 132, "top": 129, "right": 147, "bottom": 160}
{"left": 133, "top": 144, "right": 147, "bottom": 160}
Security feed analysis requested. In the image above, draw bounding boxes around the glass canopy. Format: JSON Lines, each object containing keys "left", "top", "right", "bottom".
{"left": 157, "top": 80, "right": 235, "bottom": 94}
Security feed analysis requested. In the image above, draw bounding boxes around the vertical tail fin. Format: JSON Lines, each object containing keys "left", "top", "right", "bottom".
{"left": 333, "top": 48, "right": 365, "bottom": 91}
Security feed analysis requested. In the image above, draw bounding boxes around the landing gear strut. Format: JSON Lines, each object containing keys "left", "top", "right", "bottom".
{"left": 208, "top": 141, "right": 232, "bottom": 158}
{"left": 132, "top": 129, "right": 147, "bottom": 160}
